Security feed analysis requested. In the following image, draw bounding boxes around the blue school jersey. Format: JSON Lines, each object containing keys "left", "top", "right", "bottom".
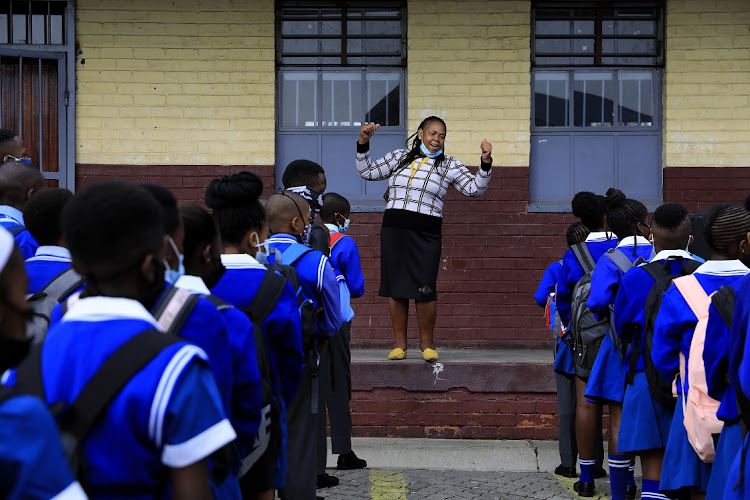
{"left": 587, "top": 236, "right": 653, "bottom": 320}
{"left": 613, "top": 249, "right": 699, "bottom": 374}
{"left": 211, "top": 253, "right": 304, "bottom": 407}
{"left": 175, "top": 275, "right": 262, "bottom": 459}
{"left": 6, "top": 296, "right": 236, "bottom": 499}
{"left": 557, "top": 232, "right": 618, "bottom": 327}
{"left": 0, "top": 205, "right": 38, "bottom": 259}
{"left": 731, "top": 274, "right": 750, "bottom": 409}
{"left": 325, "top": 225, "right": 365, "bottom": 298}
{"left": 266, "top": 234, "right": 344, "bottom": 339}
{"left": 25, "top": 245, "right": 72, "bottom": 295}
{"left": 0, "top": 394, "right": 86, "bottom": 500}
{"left": 534, "top": 260, "right": 565, "bottom": 308}
{"left": 653, "top": 260, "right": 750, "bottom": 394}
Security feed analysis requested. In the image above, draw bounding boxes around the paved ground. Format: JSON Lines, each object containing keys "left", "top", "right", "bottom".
{"left": 316, "top": 467, "right": 631, "bottom": 499}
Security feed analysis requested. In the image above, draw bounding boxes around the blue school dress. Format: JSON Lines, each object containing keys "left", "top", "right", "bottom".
{"left": 25, "top": 245, "right": 72, "bottom": 295}
{"left": 175, "top": 275, "right": 262, "bottom": 460}
{"left": 7, "top": 296, "right": 236, "bottom": 500}
{"left": 0, "top": 393, "right": 87, "bottom": 500}
{"left": 613, "top": 250, "right": 696, "bottom": 452}
{"left": 653, "top": 260, "right": 750, "bottom": 494}
{"left": 585, "top": 236, "right": 653, "bottom": 404}
{"left": 0, "top": 205, "right": 38, "bottom": 259}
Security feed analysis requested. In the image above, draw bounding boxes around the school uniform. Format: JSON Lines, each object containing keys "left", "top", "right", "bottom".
{"left": 0, "top": 393, "right": 87, "bottom": 500}
{"left": 612, "top": 249, "right": 696, "bottom": 454}
{"left": 8, "top": 296, "right": 236, "bottom": 499}
{"left": 25, "top": 245, "right": 72, "bottom": 295}
{"left": 0, "top": 205, "right": 38, "bottom": 259}
{"left": 653, "top": 260, "right": 750, "bottom": 494}
{"left": 585, "top": 236, "right": 653, "bottom": 404}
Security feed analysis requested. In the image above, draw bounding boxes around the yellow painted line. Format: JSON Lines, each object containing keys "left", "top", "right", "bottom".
{"left": 370, "top": 469, "right": 408, "bottom": 499}
{"left": 553, "top": 473, "right": 609, "bottom": 499}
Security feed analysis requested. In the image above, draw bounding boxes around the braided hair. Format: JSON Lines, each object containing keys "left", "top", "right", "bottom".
{"left": 604, "top": 188, "right": 649, "bottom": 256}
{"left": 703, "top": 203, "right": 750, "bottom": 257}
{"left": 395, "top": 116, "right": 447, "bottom": 174}
{"left": 566, "top": 222, "right": 590, "bottom": 247}
{"left": 571, "top": 191, "right": 607, "bottom": 232}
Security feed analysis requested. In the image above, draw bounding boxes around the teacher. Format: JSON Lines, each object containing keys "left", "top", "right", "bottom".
{"left": 356, "top": 116, "right": 493, "bottom": 362}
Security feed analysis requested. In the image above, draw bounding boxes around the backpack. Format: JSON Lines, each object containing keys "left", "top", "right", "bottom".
{"left": 13, "top": 329, "right": 179, "bottom": 494}
{"left": 569, "top": 243, "right": 608, "bottom": 381}
{"left": 673, "top": 274, "right": 724, "bottom": 463}
{"left": 151, "top": 285, "right": 201, "bottom": 336}
{"left": 26, "top": 268, "right": 84, "bottom": 343}
{"left": 712, "top": 285, "right": 735, "bottom": 331}
{"left": 629, "top": 258, "right": 702, "bottom": 409}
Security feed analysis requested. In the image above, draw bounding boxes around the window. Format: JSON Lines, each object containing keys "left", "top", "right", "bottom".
{"left": 529, "top": 2, "right": 664, "bottom": 212}
{"left": 0, "top": 0, "right": 75, "bottom": 189}
{"left": 276, "top": 1, "right": 406, "bottom": 212}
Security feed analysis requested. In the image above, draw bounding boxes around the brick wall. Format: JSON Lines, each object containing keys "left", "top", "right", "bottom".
{"left": 75, "top": 0, "right": 276, "bottom": 166}
{"left": 664, "top": 0, "right": 750, "bottom": 168}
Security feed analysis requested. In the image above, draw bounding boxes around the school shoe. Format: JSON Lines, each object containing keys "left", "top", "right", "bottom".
{"left": 573, "top": 481, "right": 595, "bottom": 497}
{"left": 625, "top": 484, "right": 637, "bottom": 500}
{"left": 421, "top": 348, "right": 439, "bottom": 362}
{"left": 554, "top": 464, "right": 577, "bottom": 478}
{"left": 388, "top": 348, "right": 407, "bottom": 360}
{"left": 337, "top": 451, "right": 367, "bottom": 470}
{"left": 317, "top": 473, "right": 339, "bottom": 489}
{"left": 593, "top": 467, "right": 607, "bottom": 478}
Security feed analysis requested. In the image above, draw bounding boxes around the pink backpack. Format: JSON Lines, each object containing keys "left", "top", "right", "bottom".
{"left": 673, "top": 274, "right": 724, "bottom": 463}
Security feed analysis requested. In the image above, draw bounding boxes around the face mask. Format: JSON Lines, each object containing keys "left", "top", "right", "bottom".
{"left": 337, "top": 215, "right": 350, "bottom": 234}
{"left": 419, "top": 143, "right": 443, "bottom": 159}
{"left": 0, "top": 335, "right": 32, "bottom": 372}
{"left": 164, "top": 236, "right": 185, "bottom": 283}
{"left": 251, "top": 232, "right": 270, "bottom": 263}
{"left": 6, "top": 155, "right": 32, "bottom": 165}
{"left": 287, "top": 186, "right": 323, "bottom": 221}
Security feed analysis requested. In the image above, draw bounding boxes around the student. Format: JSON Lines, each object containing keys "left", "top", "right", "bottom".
{"left": 171, "top": 202, "right": 263, "bottom": 495}
{"left": 535, "top": 222, "right": 589, "bottom": 479}
{"left": 205, "top": 172, "right": 304, "bottom": 500}
{"left": 0, "top": 162, "right": 46, "bottom": 258}
{"left": 0, "top": 226, "right": 87, "bottom": 500}
{"left": 10, "top": 181, "right": 236, "bottom": 499}
{"left": 282, "top": 159, "right": 329, "bottom": 256}
{"left": 585, "top": 188, "right": 652, "bottom": 500}
{"left": 318, "top": 192, "right": 367, "bottom": 475}
{"left": 0, "top": 129, "right": 30, "bottom": 163}
{"left": 613, "top": 203, "right": 699, "bottom": 500}
{"left": 653, "top": 203, "right": 750, "bottom": 498}
{"left": 556, "top": 191, "right": 613, "bottom": 493}
{"left": 23, "top": 187, "right": 74, "bottom": 294}
{"left": 265, "top": 191, "right": 343, "bottom": 500}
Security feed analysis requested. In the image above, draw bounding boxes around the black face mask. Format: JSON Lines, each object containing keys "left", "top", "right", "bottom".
{"left": 0, "top": 335, "right": 32, "bottom": 372}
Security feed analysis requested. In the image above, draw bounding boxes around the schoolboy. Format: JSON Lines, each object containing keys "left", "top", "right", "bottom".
{"left": 282, "top": 159, "right": 329, "bottom": 256}
{"left": 0, "top": 162, "right": 46, "bottom": 258}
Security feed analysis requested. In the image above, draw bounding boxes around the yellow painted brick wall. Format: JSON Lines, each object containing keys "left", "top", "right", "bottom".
{"left": 407, "top": 0, "right": 530, "bottom": 166}
{"left": 664, "top": 0, "right": 750, "bottom": 167}
{"left": 75, "top": 0, "right": 275, "bottom": 166}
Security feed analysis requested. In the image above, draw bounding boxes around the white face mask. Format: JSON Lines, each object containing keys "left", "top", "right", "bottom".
{"left": 164, "top": 236, "right": 185, "bottom": 283}
{"left": 251, "top": 232, "right": 269, "bottom": 262}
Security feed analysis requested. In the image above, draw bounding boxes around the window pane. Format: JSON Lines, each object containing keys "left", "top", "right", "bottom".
{"left": 573, "top": 39, "right": 595, "bottom": 54}
{"left": 364, "top": 20, "right": 401, "bottom": 35}
{"left": 536, "top": 38, "right": 570, "bottom": 54}
{"left": 364, "top": 38, "right": 400, "bottom": 55}
{"left": 284, "top": 38, "right": 318, "bottom": 54}
{"left": 322, "top": 71, "right": 361, "bottom": 126}
{"left": 619, "top": 71, "right": 654, "bottom": 126}
{"left": 321, "top": 20, "right": 341, "bottom": 35}
{"left": 534, "top": 72, "right": 569, "bottom": 127}
{"left": 321, "top": 39, "right": 341, "bottom": 54}
{"left": 366, "top": 71, "right": 400, "bottom": 127}
{"left": 536, "top": 20, "right": 569, "bottom": 35}
{"left": 617, "top": 20, "right": 655, "bottom": 35}
{"left": 282, "top": 20, "right": 318, "bottom": 35}
{"left": 574, "top": 72, "right": 614, "bottom": 127}
{"left": 536, "top": 56, "right": 571, "bottom": 65}
{"left": 282, "top": 72, "right": 317, "bottom": 127}
{"left": 12, "top": 13, "right": 26, "bottom": 43}
{"left": 573, "top": 20, "right": 594, "bottom": 35}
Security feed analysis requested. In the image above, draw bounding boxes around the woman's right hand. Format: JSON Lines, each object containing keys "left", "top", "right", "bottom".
{"left": 359, "top": 123, "right": 380, "bottom": 144}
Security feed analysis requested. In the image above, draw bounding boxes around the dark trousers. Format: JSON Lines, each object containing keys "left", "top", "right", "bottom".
{"left": 556, "top": 372, "right": 605, "bottom": 470}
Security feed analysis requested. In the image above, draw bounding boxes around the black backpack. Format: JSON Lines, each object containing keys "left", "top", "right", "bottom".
{"left": 629, "top": 258, "right": 702, "bottom": 409}
{"left": 13, "top": 329, "right": 179, "bottom": 494}
{"left": 26, "top": 268, "right": 85, "bottom": 343}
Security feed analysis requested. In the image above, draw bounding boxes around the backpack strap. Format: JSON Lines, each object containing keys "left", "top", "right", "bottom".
{"left": 711, "top": 285, "right": 736, "bottom": 331}
{"left": 28, "top": 268, "right": 84, "bottom": 303}
{"left": 571, "top": 243, "right": 596, "bottom": 274}
{"left": 604, "top": 247, "right": 636, "bottom": 273}
{"left": 13, "top": 343, "right": 45, "bottom": 399}
{"left": 330, "top": 232, "right": 347, "bottom": 249}
{"left": 151, "top": 285, "right": 201, "bottom": 336}
{"left": 61, "top": 329, "right": 178, "bottom": 440}
{"left": 248, "top": 271, "right": 288, "bottom": 325}
{"left": 673, "top": 274, "right": 710, "bottom": 320}
{"left": 205, "top": 294, "right": 232, "bottom": 312}
{"left": 280, "top": 243, "right": 313, "bottom": 267}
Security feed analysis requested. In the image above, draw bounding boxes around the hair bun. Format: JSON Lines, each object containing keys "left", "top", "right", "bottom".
{"left": 605, "top": 188, "right": 626, "bottom": 209}
{"left": 205, "top": 171, "right": 263, "bottom": 209}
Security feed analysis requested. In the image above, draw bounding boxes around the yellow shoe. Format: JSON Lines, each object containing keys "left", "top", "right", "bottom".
{"left": 387, "top": 348, "right": 407, "bottom": 360}
{"left": 422, "top": 348, "right": 439, "bottom": 362}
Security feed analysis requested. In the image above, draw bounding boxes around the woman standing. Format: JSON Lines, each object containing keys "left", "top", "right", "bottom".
{"left": 356, "top": 116, "right": 493, "bottom": 362}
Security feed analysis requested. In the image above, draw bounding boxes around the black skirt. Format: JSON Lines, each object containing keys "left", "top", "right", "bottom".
{"left": 379, "top": 209, "right": 442, "bottom": 301}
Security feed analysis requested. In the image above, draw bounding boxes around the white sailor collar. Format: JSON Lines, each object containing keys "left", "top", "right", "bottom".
{"left": 266, "top": 234, "right": 299, "bottom": 244}
{"left": 220, "top": 253, "right": 266, "bottom": 270}
{"left": 585, "top": 232, "right": 615, "bottom": 243}
{"left": 695, "top": 260, "right": 750, "bottom": 276}
{"left": 324, "top": 223, "right": 340, "bottom": 234}
{"left": 651, "top": 249, "right": 695, "bottom": 262}
{"left": 617, "top": 235, "right": 651, "bottom": 248}
{"left": 33, "top": 245, "right": 71, "bottom": 259}
{"left": 174, "top": 275, "right": 211, "bottom": 295}
{"left": 62, "top": 296, "right": 161, "bottom": 330}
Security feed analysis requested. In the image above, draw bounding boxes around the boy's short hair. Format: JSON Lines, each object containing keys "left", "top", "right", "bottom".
{"left": 140, "top": 184, "right": 180, "bottom": 236}
{"left": 566, "top": 222, "right": 590, "bottom": 247}
{"left": 62, "top": 181, "right": 164, "bottom": 277}
{"left": 24, "top": 188, "right": 73, "bottom": 246}
{"left": 266, "top": 190, "right": 307, "bottom": 233}
{"left": 652, "top": 203, "right": 692, "bottom": 250}
{"left": 282, "top": 159, "right": 325, "bottom": 189}
{"left": 320, "top": 192, "right": 350, "bottom": 221}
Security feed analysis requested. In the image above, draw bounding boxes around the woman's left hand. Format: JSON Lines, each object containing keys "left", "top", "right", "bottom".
{"left": 481, "top": 139, "right": 492, "bottom": 163}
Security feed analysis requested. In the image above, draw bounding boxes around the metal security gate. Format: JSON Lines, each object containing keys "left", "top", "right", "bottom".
{"left": 0, "top": 1, "right": 75, "bottom": 189}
